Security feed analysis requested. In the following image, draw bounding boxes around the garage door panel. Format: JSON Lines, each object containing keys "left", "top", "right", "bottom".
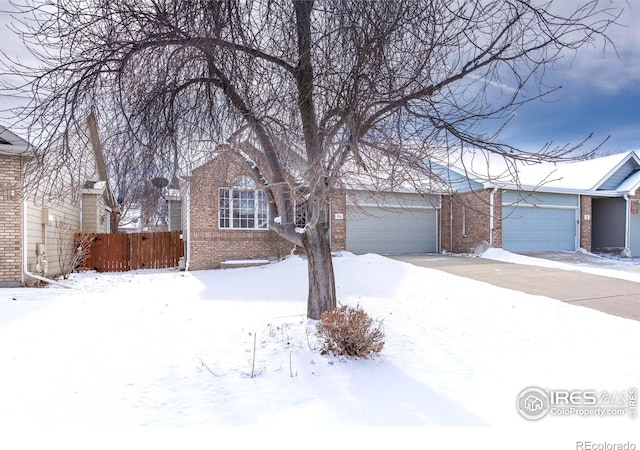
{"left": 503, "top": 206, "right": 576, "bottom": 252}
{"left": 346, "top": 206, "right": 437, "bottom": 254}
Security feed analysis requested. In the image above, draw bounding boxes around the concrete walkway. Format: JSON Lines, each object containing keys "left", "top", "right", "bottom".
{"left": 389, "top": 254, "right": 640, "bottom": 321}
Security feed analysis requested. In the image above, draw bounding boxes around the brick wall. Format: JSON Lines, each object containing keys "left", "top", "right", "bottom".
{"left": 579, "top": 195, "right": 592, "bottom": 252}
{"left": 492, "top": 189, "right": 503, "bottom": 249}
{"left": 330, "top": 190, "right": 346, "bottom": 251}
{"left": 188, "top": 154, "right": 346, "bottom": 270}
{"left": 440, "top": 188, "right": 500, "bottom": 253}
{"left": 0, "top": 155, "right": 23, "bottom": 286}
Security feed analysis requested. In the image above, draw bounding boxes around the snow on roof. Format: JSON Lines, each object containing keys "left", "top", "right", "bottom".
{"left": 188, "top": 138, "right": 640, "bottom": 197}
{"left": 444, "top": 148, "right": 640, "bottom": 194}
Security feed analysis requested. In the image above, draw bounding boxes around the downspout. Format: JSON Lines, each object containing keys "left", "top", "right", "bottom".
{"left": 22, "top": 198, "right": 73, "bottom": 288}
{"left": 449, "top": 196, "right": 453, "bottom": 252}
{"left": 328, "top": 201, "right": 333, "bottom": 251}
{"left": 624, "top": 194, "right": 631, "bottom": 254}
{"left": 489, "top": 187, "right": 497, "bottom": 246}
{"left": 78, "top": 195, "right": 83, "bottom": 232}
{"left": 185, "top": 180, "right": 191, "bottom": 271}
{"left": 437, "top": 194, "right": 441, "bottom": 253}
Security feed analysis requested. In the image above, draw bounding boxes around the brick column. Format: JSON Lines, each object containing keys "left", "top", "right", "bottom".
{"left": 579, "top": 195, "right": 592, "bottom": 252}
{"left": 0, "top": 155, "right": 24, "bottom": 286}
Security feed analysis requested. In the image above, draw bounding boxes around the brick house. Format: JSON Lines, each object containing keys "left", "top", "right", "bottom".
{"left": 0, "top": 115, "right": 118, "bottom": 286}
{"left": 177, "top": 149, "right": 640, "bottom": 270}
{"left": 0, "top": 127, "right": 31, "bottom": 286}
{"left": 182, "top": 148, "right": 445, "bottom": 269}
{"left": 184, "top": 151, "right": 347, "bottom": 270}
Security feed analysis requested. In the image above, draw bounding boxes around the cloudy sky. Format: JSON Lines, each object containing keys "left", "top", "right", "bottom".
{"left": 0, "top": 1, "right": 639, "bottom": 156}
{"left": 498, "top": 1, "right": 640, "bottom": 155}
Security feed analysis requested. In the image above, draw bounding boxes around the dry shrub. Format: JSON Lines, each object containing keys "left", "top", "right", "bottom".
{"left": 316, "top": 305, "right": 384, "bottom": 357}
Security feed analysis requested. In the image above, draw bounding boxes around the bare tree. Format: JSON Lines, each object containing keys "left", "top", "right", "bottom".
{"left": 1, "top": 0, "right": 619, "bottom": 318}
{"left": 104, "top": 124, "right": 174, "bottom": 231}
{"left": 53, "top": 219, "right": 94, "bottom": 279}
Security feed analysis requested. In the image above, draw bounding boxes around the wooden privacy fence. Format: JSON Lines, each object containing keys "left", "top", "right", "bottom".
{"left": 76, "top": 231, "right": 184, "bottom": 272}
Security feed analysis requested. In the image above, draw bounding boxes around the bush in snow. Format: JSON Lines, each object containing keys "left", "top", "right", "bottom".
{"left": 316, "top": 305, "right": 384, "bottom": 357}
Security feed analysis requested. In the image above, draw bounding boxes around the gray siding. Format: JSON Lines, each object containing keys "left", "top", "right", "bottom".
{"left": 168, "top": 199, "right": 182, "bottom": 231}
{"left": 598, "top": 158, "right": 640, "bottom": 190}
{"left": 430, "top": 162, "right": 485, "bottom": 193}
{"left": 348, "top": 191, "right": 440, "bottom": 209}
{"left": 503, "top": 190, "right": 578, "bottom": 207}
{"left": 629, "top": 212, "right": 640, "bottom": 257}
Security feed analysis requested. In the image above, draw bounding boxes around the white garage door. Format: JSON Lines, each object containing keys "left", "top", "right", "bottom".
{"left": 346, "top": 206, "right": 438, "bottom": 254}
{"left": 502, "top": 206, "right": 577, "bottom": 252}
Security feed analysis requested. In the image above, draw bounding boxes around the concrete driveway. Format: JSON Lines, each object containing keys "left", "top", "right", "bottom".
{"left": 389, "top": 254, "right": 640, "bottom": 321}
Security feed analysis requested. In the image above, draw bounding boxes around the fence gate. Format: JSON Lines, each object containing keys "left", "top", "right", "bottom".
{"left": 77, "top": 231, "right": 184, "bottom": 272}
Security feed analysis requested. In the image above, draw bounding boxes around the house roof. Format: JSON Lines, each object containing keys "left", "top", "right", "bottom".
{"left": 445, "top": 148, "right": 640, "bottom": 196}
{"left": 0, "top": 125, "right": 32, "bottom": 156}
{"left": 85, "top": 112, "right": 119, "bottom": 210}
{"left": 187, "top": 137, "right": 640, "bottom": 198}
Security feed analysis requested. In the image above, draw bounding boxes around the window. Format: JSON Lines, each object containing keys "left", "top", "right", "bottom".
{"left": 295, "top": 200, "right": 308, "bottom": 228}
{"left": 219, "top": 177, "right": 268, "bottom": 229}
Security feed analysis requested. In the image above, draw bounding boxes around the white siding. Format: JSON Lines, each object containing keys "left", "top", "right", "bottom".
{"left": 82, "top": 193, "right": 109, "bottom": 233}
{"left": 26, "top": 198, "right": 80, "bottom": 279}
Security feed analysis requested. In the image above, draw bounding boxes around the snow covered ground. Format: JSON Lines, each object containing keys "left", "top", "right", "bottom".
{"left": 481, "top": 247, "right": 640, "bottom": 282}
{"left": 0, "top": 252, "right": 638, "bottom": 448}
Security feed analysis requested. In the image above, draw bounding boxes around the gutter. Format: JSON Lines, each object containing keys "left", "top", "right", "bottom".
{"left": 22, "top": 196, "right": 74, "bottom": 289}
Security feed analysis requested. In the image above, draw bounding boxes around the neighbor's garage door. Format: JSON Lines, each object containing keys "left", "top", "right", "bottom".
{"left": 346, "top": 206, "right": 438, "bottom": 254}
{"left": 502, "top": 205, "right": 577, "bottom": 252}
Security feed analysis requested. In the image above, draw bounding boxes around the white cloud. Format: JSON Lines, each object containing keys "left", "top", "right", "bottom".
{"left": 557, "top": 2, "right": 640, "bottom": 94}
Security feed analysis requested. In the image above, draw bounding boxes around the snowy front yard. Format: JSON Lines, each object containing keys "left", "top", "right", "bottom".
{"left": 0, "top": 253, "right": 638, "bottom": 432}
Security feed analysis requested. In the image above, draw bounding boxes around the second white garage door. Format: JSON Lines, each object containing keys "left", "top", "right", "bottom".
{"left": 346, "top": 206, "right": 438, "bottom": 254}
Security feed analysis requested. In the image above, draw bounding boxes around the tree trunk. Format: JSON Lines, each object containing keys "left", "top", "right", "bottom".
{"left": 303, "top": 222, "right": 337, "bottom": 320}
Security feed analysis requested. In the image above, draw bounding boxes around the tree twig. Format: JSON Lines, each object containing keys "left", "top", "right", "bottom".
{"left": 199, "top": 358, "right": 220, "bottom": 377}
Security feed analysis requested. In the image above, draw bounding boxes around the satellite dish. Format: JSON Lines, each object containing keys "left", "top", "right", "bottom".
{"left": 151, "top": 177, "right": 169, "bottom": 189}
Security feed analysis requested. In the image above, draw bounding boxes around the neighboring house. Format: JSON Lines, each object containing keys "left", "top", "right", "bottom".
{"left": 0, "top": 126, "right": 33, "bottom": 286}
{"left": 174, "top": 146, "right": 640, "bottom": 271}
{"left": 117, "top": 206, "right": 143, "bottom": 233}
{"left": 0, "top": 114, "right": 118, "bottom": 287}
{"left": 441, "top": 149, "right": 640, "bottom": 256}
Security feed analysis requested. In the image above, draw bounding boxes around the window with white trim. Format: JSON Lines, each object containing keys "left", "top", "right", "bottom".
{"left": 219, "top": 177, "right": 268, "bottom": 229}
